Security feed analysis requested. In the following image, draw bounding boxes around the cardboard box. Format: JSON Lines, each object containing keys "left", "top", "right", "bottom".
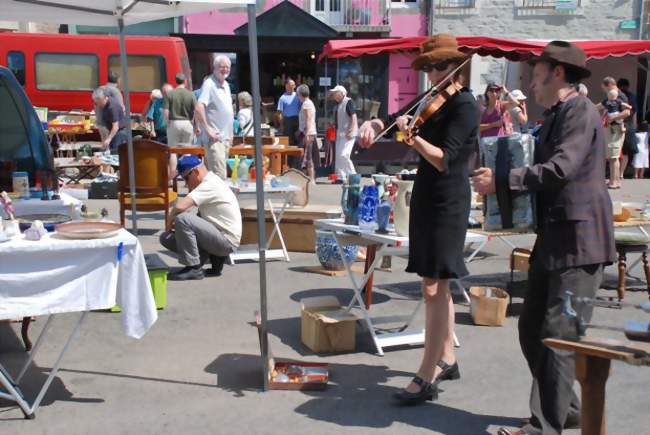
{"left": 469, "top": 287, "right": 509, "bottom": 327}
{"left": 301, "top": 296, "right": 358, "bottom": 353}
{"left": 240, "top": 204, "right": 340, "bottom": 252}
{"left": 511, "top": 248, "right": 531, "bottom": 273}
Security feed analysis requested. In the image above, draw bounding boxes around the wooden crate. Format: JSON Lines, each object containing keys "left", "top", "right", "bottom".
{"left": 240, "top": 204, "right": 341, "bottom": 253}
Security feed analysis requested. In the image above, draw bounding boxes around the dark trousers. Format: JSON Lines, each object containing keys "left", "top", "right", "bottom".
{"left": 283, "top": 116, "right": 300, "bottom": 168}
{"left": 519, "top": 259, "right": 603, "bottom": 435}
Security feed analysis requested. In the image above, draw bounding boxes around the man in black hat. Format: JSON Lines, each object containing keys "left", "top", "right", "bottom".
{"left": 473, "top": 41, "right": 616, "bottom": 435}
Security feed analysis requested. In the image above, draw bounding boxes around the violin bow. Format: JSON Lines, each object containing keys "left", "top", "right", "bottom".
{"left": 372, "top": 56, "right": 472, "bottom": 144}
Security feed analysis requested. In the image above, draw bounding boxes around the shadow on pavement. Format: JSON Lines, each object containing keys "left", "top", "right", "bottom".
{"left": 205, "top": 353, "right": 519, "bottom": 433}
{"left": 1, "top": 322, "right": 80, "bottom": 416}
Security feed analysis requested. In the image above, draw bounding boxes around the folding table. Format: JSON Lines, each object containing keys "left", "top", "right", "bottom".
{"left": 0, "top": 229, "right": 157, "bottom": 419}
{"left": 227, "top": 181, "right": 300, "bottom": 263}
{"left": 314, "top": 218, "right": 488, "bottom": 356}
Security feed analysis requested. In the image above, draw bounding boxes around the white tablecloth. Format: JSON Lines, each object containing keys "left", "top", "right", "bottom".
{"left": 0, "top": 229, "right": 157, "bottom": 339}
{"left": 9, "top": 192, "right": 83, "bottom": 219}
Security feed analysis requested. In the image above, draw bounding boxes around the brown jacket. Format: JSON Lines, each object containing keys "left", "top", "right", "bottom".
{"left": 509, "top": 94, "right": 616, "bottom": 270}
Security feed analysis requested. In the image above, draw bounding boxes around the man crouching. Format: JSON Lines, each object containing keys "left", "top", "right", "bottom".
{"left": 160, "top": 155, "right": 241, "bottom": 280}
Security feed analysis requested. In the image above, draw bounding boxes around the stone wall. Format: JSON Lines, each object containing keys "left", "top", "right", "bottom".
{"left": 432, "top": 0, "right": 640, "bottom": 40}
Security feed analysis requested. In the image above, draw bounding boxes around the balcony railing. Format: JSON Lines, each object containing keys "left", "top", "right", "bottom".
{"left": 520, "top": 0, "right": 581, "bottom": 9}
{"left": 312, "top": 0, "right": 391, "bottom": 33}
{"left": 436, "top": 0, "right": 476, "bottom": 8}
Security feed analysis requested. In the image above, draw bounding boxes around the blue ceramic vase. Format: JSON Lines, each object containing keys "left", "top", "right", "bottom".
{"left": 315, "top": 230, "right": 359, "bottom": 271}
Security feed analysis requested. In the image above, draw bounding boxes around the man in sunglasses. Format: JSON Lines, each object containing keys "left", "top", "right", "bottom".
{"left": 159, "top": 155, "right": 241, "bottom": 280}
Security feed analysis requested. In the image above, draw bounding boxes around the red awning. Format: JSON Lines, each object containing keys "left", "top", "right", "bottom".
{"left": 319, "top": 36, "right": 650, "bottom": 62}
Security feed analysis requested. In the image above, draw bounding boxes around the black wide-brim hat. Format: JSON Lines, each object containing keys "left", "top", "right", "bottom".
{"left": 528, "top": 40, "right": 591, "bottom": 79}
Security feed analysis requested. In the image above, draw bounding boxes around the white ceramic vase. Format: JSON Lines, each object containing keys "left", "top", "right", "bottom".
{"left": 393, "top": 179, "right": 413, "bottom": 237}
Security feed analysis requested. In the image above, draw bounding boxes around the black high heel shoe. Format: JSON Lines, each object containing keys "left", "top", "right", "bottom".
{"left": 392, "top": 376, "right": 438, "bottom": 406}
{"left": 434, "top": 360, "right": 460, "bottom": 385}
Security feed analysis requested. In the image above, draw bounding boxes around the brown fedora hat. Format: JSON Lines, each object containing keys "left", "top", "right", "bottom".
{"left": 411, "top": 34, "right": 467, "bottom": 71}
{"left": 529, "top": 40, "right": 591, "bottom": 79}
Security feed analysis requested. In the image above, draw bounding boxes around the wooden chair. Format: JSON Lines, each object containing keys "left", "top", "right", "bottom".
{"left": 118, "top": 139, "right": 178, "bottom": 230}
{"left": 280, "top": 168, "right": 310, "bottom": 207}
{"left": 613, "top": 231, "right": 650, "bottom": 300}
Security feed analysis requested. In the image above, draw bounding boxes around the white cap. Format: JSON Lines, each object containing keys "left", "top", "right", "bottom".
{"left": 510, "top": 89, "right": 527, "bottom": 100}
{"left": 329, "top": 85, "right": 347, "bottom": 96}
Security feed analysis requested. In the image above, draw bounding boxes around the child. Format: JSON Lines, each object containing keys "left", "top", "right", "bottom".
{"left": 596, "top": 88, "right": 632, "bottom": 188}
{"left": 634, "top": 122, "right": 649, "bottom": 179}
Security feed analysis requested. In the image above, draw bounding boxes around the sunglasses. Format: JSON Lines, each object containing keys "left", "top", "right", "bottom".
{"left": 182, "top": 169, "right": 194, "bottom": 182}
{"left": 421, "top": 62, "right": 450, "bottom": 73}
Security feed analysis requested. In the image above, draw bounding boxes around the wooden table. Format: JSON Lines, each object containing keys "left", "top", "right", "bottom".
{"left": 229, "top": 145, "right": 303, "bottom": 175}
{"left": 544, "top": 337, "right": 650, "bottom": 435}
{"left": 168, "top": 146, "right": 205, "bottom": 157}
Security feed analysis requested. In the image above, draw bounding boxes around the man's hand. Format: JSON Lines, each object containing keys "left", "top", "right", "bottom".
{"left": 358, "top": 119, "right": 381, "bottom": 148}
{"left": 101, "top": 139, "right": 110, "bottom": 151}
{"left": 471, "top": 167, "right": 496, "bottom": 195}
{"left": 166, "top": 211, "right": 176, "bottom": 231}
{"left": 206, "top": 126, "right": 220, "bottom": 142}
{"left": 346, "top": 130, "right": 354, "bottom": 140}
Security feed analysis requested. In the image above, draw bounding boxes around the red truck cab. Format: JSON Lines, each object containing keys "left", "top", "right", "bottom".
{"left": 0, "top": 32, "right": 191, "bottom": 114}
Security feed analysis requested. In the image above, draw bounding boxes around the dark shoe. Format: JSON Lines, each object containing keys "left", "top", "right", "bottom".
{"left": 522, "top": 413, "right": 580, "bottom": 430}
{"left": 392, "top": 376, "right": 438, "bottom": 406}
{"left": 206, "top": 255, "right": 227, "bottom": 277}
{"left": 169, "top": 266, "right": 204, "bottom": 281}
{"left": 434, "top": 360, "right": 460, "bottom": 385}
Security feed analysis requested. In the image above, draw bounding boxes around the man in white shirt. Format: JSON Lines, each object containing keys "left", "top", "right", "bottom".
{"left": 194, "top": 55, "right": 234, "bottom": 179}
{"left": 330, "top": 85, "right": 358, "bottom": 180}
{"left": 160, "top": 156, "right": 241, "bottom": 280}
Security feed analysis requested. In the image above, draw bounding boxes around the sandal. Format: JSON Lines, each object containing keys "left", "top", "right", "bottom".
{"left": 434, "top": 360, "right": 460, "bottom": 384}
{"left": 497, "top": 429, "right": 526, "bottom": 435}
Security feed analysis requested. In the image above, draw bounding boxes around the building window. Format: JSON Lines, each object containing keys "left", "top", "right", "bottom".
{"left": 108, "top": 55, "right": 166, "bottom": 92}
{"left": 391, "top": 0, "right": 419, "bottom": 10}
{"left": 436, "top": 0, "right": 476, "bottom": 7}
{"left": 318, "top": 55, "right": 388, "bottom": 131}
{"left": 35, "top": 53, "right": 98, "bottom": 91}
{"left": 520, "top": 0, "right": 581, "bottom": 9}
{"left": 7, "top": 51, "right": 25, "bottom": 86}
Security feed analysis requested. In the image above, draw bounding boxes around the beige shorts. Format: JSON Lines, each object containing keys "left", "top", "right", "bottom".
{"left": 606, "top": 124, "right": 625, "bottom": 159}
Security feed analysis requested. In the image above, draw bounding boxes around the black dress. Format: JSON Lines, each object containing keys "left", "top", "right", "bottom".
{"left": 404, "top": 89, "right": 479, "bottom": 279}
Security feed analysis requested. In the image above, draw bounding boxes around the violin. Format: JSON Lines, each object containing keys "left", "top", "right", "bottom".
{"left": 370, "top": 56, "right": 471, "bottom": 145}
{"left": 403, "top": 81, "right": 463, "bottom": 146}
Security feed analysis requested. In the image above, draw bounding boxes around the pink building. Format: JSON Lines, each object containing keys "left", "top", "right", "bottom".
{"left": 181, "top": 0, "right": 428, "bottom": 130}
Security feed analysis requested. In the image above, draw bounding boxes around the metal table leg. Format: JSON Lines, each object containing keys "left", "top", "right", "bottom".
{"left": 0, "top": 312, "right": 87, "bottom": 419}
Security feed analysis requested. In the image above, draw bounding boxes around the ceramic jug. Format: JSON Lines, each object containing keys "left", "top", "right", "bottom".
{"left": 341, "top": 174, "right": 361, "bottom": 225}
{"left": 393, "top": 179, "right": 414, "bottom": 237}
{"left": 371, "top": 173, "right": 390, "bottom": 199}
{"left": 376, "top": 194, "right": 392, "bottom": 234}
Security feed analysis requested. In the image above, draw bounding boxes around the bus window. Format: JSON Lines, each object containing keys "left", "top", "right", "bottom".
{"left": 108, "top": 55, "right": 166, "bottom": 92}
{"left": 35, "top": 53, "right": 98, "bottom": 91}
{"left": 7, "top": 52, "right": 25, "bottom": 86}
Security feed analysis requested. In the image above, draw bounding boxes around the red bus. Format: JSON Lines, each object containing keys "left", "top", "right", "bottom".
{"left": 0, "top": 32, "right": 191, "bottom": 114}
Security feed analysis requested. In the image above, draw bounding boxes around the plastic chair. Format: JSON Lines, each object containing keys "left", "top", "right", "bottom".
{"left": 118, "top": 139, "right": 178, "bottom": 230}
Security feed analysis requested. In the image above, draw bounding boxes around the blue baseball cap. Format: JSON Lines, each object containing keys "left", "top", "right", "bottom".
{"left": 177, "top": 155, "right": 202, "bottom": 176}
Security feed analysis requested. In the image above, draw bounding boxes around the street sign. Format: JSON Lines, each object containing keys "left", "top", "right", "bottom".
{"left": 620, "top": 19, "right": 638, "bottom": 30}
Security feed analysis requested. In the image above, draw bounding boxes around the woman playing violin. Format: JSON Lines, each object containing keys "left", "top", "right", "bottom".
{"left": 358, "top": 34, "right": 479, "bottom": 405}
